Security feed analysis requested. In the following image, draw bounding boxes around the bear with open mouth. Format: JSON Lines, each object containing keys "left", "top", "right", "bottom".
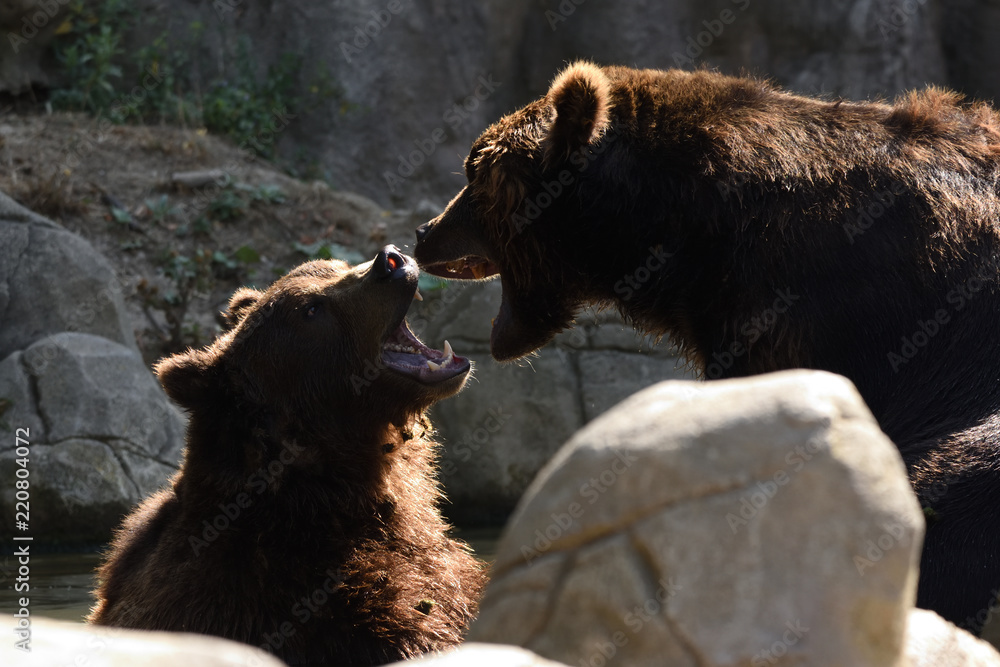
{"left": 88, "top": 246, "right": 486, "bottom": 665}
{"left": 414, "top": 61, "right": 1000, "bottom": 633}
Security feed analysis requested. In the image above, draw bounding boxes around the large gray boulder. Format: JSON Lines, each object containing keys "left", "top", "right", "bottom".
{"left": 0, "top": 617, "right": 288, "bottom": 667}
{"left": 0, "top": 332, "right": 185, "bottom": 545}
{"left": 469, "top": 370, "right": 925, "bottom": 666}
{"left": 0, "top": 191, "right": 135, "bottom": 359}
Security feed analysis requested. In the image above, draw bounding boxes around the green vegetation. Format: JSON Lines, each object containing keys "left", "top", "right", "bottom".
{"left": 49, "top": 0, "right": 132, "bottom": 114}
{"left": 139, "top": 244, "right": 262, "bottom": 351}
{"left": 49, "top": 1, "right": 339, "bottom": 158}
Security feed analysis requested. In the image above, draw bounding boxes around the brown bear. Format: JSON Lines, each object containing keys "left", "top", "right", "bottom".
{"left": 89, "top": 247, "right": 486, "bottom": 665}
{"left": 414, "top": 62, "right": 1000, "bottom": 632}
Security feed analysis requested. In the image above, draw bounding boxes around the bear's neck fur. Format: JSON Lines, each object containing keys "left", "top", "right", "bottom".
{"left": 175, "top": 398, "right": 444, "bottom": 543}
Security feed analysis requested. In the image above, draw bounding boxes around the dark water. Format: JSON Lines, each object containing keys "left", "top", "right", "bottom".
{"left": 0, "top": 552, "right": 103, "bottom": 622}
{"left": 0, "top": 528, "right": 500, "bottom": 623}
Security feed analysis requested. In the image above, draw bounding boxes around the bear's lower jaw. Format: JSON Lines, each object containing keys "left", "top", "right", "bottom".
{"left": 489, "top": 295, "right": 565, "bottom": 362}
{"left": 381, "top": 318, "right": 471, "bottom": 385}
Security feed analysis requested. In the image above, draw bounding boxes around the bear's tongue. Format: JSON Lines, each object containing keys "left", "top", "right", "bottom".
{"left": 381, "top": 320, "right": 468, "bottom": 383}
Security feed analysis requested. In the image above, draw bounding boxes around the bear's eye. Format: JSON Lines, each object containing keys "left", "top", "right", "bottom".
{"left": 304, "top": 302, "right": 321, "bottom": 318}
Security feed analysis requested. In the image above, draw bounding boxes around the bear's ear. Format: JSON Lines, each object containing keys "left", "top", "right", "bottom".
{"left": 154, "top": 348, "right": 220, "bottom": 410}
{"left": 222, "top": 287, "right": 263, "bottom": 331}
{"left": 543, "top": 61, "right": 612, "bottom": 169}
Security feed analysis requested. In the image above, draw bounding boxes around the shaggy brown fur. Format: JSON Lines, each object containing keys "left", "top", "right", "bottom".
{"left": 89, "top": 248, "right": 486, "bottom": 665}
{"left": 414, "top": 62, "right": 1000, "bottom": 632}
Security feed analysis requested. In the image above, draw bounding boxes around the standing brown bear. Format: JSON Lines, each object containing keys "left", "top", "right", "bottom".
{"left": 89, "top": 247, "right": 486, "bottom": 665}
{"left": 414, "top": 61, "right": 1000, "bottom": 632}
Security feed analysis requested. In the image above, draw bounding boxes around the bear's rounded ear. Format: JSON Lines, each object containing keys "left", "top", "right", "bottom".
{"left": 222, "top": 287, "right": 263, "bottom": 331}
{"left": 154, "top": 348, "right": 219, "bottom": 410}
{"left": 543, "top": 61, "right": 612, "bottom": 169}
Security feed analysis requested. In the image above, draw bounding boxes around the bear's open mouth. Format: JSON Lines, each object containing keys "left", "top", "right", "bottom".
{"left": 381, "top": 319, "right": 471, "bottom": 384}
{"left": 423, "top": 255, "right": 500, "bottom": 281}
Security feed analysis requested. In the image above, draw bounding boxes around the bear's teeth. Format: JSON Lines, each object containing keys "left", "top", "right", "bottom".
{"left": 446, "top": 260, "right": 465, "bottom": 273}
{"left": 427, "top": 360, "right": 442, "bottom": 371}
{"left": 470, "top": 263, "right": 486, "bottom": 279}
{"left": 443, "top": 340, "right": 454, "bottom": 359}
{"left": 413, "top": 289, "right": 423, "bottom": 302}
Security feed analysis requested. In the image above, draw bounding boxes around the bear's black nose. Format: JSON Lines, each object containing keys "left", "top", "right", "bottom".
{"left": 375, "top": 245, "right": 408, "bottom": 279}
{"left": 415, "top": 222, "right": 432, "bottom": 242}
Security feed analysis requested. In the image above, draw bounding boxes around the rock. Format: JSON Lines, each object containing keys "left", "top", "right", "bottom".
{"left": 386, "top": 643, "right": 572, "bottom": 666}
{"left": 0, "top": 347, "right": 44, "bottom": 443}
{"left": 519, "top": 0, "right": 947, "bottom": 101}
{"left": 577, "top": 351, "right": 692, "bottom": 421}
{"left": 170, "top": 169, "right": 230, "bottom": 189}
{"left": 905, "top": 608, "right": 1000, "bottom": 666}
{"left": 412, "top": 280, "right": 499, "bottom": 347}
{"left": 0, "top": 333, "right": 185, "bottom": 545}
{"left": 0, "top": 191, "right": 135, "bottom": 359}
{"left": 23, "top": 332, "right": 183, "bottom": 457}
{"left": 1, "top": 616, "right": 288, "bottom": 666}
{"left": 469, "top": 370, "right": 924, "bottom": 667}
{"left": 430, "top": 346, "right": 584, "bottom": 526}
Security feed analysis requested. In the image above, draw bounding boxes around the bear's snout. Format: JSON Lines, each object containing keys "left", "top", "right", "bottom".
{"left": 374, "top": 245, "right": 412, "bottom": 281}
